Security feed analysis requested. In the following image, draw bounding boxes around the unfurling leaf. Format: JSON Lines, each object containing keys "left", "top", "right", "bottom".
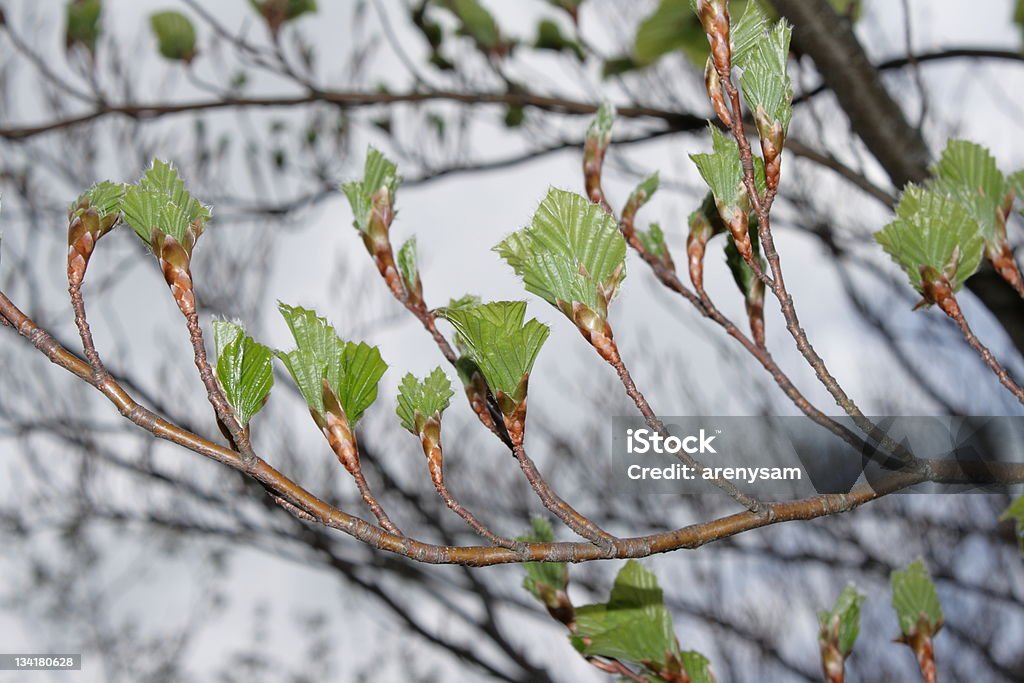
{"left": 396, "top": 367, "right": 454, "bottom": 434}
{"left": 818, "top": 584, "right": 864, "bottom": 657}
{"left": 929, "top": 139, "right": 1009, "bottom": 246}
{"left": 213, "top": 321, "right": 274, "bottom": 427}
{"left": 626, "top": 172, "right": 659, "bottom": 213}
{"left": 570, "top": 561, "right": 680, "bottom": 666}
{"left": 494, "top": 188, "right": 626, "bottom": 321}
{"left": 737, "top": 18, "right": 793, "bottom": 133}
{"left": 875, "top": 186, "right": 984, "bottom": 295}
{"left": 636, "top": 222, "right": 671, "bottom": 263}
{"left": 691, "top": 126, "right": 744, "bottom": 208}
{"left": 435, "top": 300, "right": 549, "bottom": 403}
{"left": 1000, "top": 496, "right": 1024, "bottom": 553}
{"left": 276, "top": 303, "right": 387, "bottom": 423}
{"left": 730, "top": 1, "right": 769, "bottom": 69}
{"left": 341, "top": 146, "right": 401, "bottom": 234}
{"left": 517, "top": 517, "right": 571, "bottom": 604}
{"left": 70, "top": 181, "right": 126, "bottom": 224}
{"left": 149, "top": 10, "right": 197, "bottom": 62}
{"left": 397, "top": 236, "right": 420, "bottom": 296}
{"left": 891, "top": 559, "right": 944, "bottom": 639}
{"left": 121, "top": 159, "right": 210, "bottom": 249}
{"left": 66, "top": 0, "right": 102, "bottom": 53}
{"left": 586, "top": 101, "right": 615, "bottom": 150}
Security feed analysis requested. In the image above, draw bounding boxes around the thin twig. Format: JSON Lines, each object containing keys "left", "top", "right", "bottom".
{"left": 942, "top": 294, "right": 1024, "bottom": 404}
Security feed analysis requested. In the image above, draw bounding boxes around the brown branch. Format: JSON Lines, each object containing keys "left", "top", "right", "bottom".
{"left": 9, "top": 288, "right": 1019, "bottom": 565}
{"left": 0, "top": 90, "right": 705, "bottom": 140}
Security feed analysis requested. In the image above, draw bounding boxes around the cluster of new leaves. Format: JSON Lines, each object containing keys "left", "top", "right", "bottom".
{"left": 627, "top": 0, "right": 858, "bottom": 72}
{"left": 572, "top": 561, "right": 713, "bottom": 682}
{"left": 731, "top": 3, "right": 793, "bottom": 135}
{"left": 876, "top": 139, "right": 1024, "bottom": 301}
{"left": 276, "top": 304, "right": 387, "bottom": 424}
{"left": 121, "top": 160, "right": 211, "bottom": 248}
{"left": 874, "top": 186, "right": 984, "bottom": 295}
{"left": 495, "top": 188, "right": 626, "bottom": 322}
{"left": 436, "top": 300, "right": 549, "bottom": 403}
{"left": 213, "top": 321, "right": 274, "bottom": 428}
{"left": 396, "top": 367, "right": 454, "bottom": 435}
{"left": 341, "top": 147, "right": 401, "bottom": 234}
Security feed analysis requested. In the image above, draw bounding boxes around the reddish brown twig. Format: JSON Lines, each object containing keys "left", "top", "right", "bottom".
{"left": 925, "top": 277, "right": 1024, "bottom": 404}
{"left": 418, "top": 414, "right": 518, "bottom": 547}
{"left": 321, "top": 401, "right": 403, "bottom": 535}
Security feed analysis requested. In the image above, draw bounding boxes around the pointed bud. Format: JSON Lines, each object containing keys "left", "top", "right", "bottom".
{"left": 322, "top": 381, "right": 361, "bottom": 476}
{"left": 687, "top": 210, "right": 714, "bottom": 291}
{"left": 704, "top": 57, "right": 732, "bottom": 127}
{"left": 696, "top": 0, "right": 731, "bottom": 75}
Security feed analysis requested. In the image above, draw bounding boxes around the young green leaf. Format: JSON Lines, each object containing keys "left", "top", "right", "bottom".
{"left": 633, "top": 0, "right": 717, "bottom": 67}
{"left": 341, "top": 146, "right": 401, "bottom": 233}
{"left": 738, "top": 19, "right": 793, "bottom": 132}
{"left": 494, "top": 187, "right": 626, "bottom": 319}
{"left": 636, "top": 223, "right": 671, "bottom": 263}
{"left": 875, "top": 185, "right": 985, "bottom": 294}
{"left": 730, "top": 0, "right": 769, "bottom": 69}
{"left": 587, "top": 101, "right": 615, "bottom": 149}
{"left": 679, "top": 651, "right": 715, "bottom": 683}
{"left": 517, "top": 517, "right": 568, "bottom": 605}
{"left": 570, "top": 560, "right": 680, "bottom": 665}
{"left": 891, "top": 559, "right": 944, "bottom": 638}
{"left": 446, "top": 294, "right": 482, "bottom": 312}
{"left": 929, "top": 139, "right": 1007, "bottom": 244}
{"left": 437, "top": 0, "right": 505, "bottom": 52}
{"left": 213, "top": 321, "right": 274, "bottom": 428}
{"left": 396, "top": 367, "right": 454, "bottom": 434}
{"left": 627, "top": 172, "right": 660, "bottom": 211}
{"left": 435, "top": 300, "right": 549, "bottom": 401}
{"left": 1000, "top": 496, "right": 1024, "bottom": 553}
{"left": 121, "top": 159, "right": 210, "bottom": 247}
{"left": 149, "top": 10, "right": 197, "bottom": 62}
{"left": 72, "top": 181, "right": 126, "bottom": 220}
{"left": 66, "top": 0, "right": 102, "bottom": 53}
{"left": 276, "top": 303, "right": 387, "bottom": 423}
{"left": 818, "top": 584, "right": 864, "bottom": 657}
{"left": 397, "top": 236, "right": 419, "bottom": 294}
{"left": 690, "top": 125, "right": 745, "bottom": 211}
